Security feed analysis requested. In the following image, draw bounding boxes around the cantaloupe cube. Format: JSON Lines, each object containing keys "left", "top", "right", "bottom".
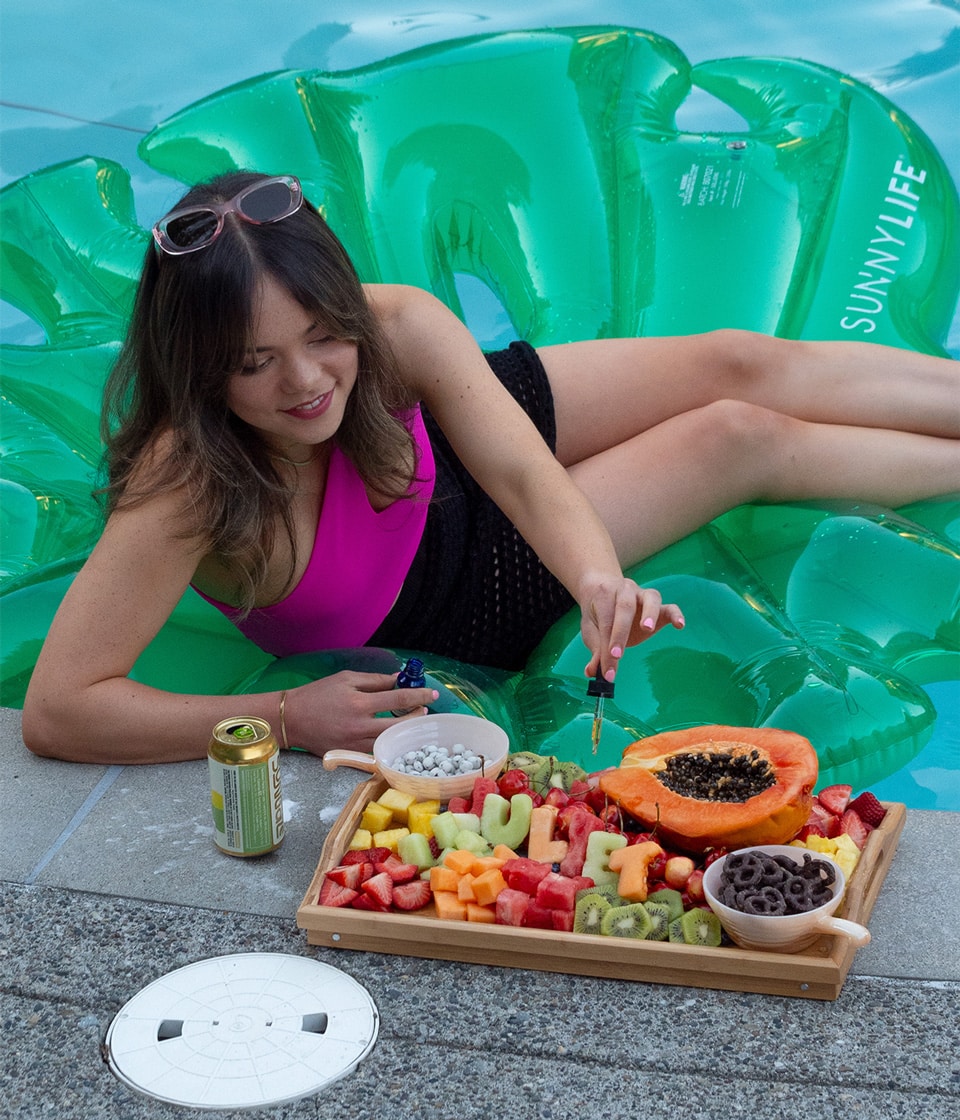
{"left": 376, "top": 787, "right": 416, "bottom": 824}
{"left": 429, "top": 865, "right": 462, "bottom": 893}
{"left": 457, "top": 874, "right": 477, "bottom": 902}
{"left": 347, "top": 828, "right": 373, "bottom": 851}
{"left": 373, "top": 827, "right": 410, "bottom": 853}
{"left": 492, "top": 844, "right": 520, "bottom": 861}
{"left": 443, "top": 848, "right": 479, "bottom": 875}
{"left": 471, "top": 868, "right": 508, "bottom": 907}
{"left": 433, "top": 891, "right": 467, "bottom": 921}
{"left": 470, "top": 855, "right": 506, "bottom": 875}
{"left": 360, "top": 800, "right": 394, "bottom": 833}
{"left": 466, "top": 902, "right": 497, "bottom": 923}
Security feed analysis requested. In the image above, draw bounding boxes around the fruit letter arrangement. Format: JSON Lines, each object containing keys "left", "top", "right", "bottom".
{"left": 317, "top": 726, "right": 888, "bottom": 949}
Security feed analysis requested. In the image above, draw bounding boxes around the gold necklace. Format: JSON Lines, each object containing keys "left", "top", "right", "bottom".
{"left": 272, "top": 448, "right": 318, "bottom": 467}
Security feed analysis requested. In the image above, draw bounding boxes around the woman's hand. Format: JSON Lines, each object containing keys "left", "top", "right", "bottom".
{"left": 285, "top": 671, "right": 440, "bottom": 756}
{"left": 578, "top": 573, "right": 685, "bottom": 684}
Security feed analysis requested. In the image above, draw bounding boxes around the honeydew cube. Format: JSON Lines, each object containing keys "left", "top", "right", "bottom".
{"left": 452, "top": 812, "right": 481, "bottom": 832}
{"left": 454, "top": 829, "right": 491, "bottom": 855}
{"left": 360, "top": 800, "right": 394, "bottom": 834}
{"left": 431, "top": 811, "right": 462, "bottom": 850}
{"left": 398, "top": 831, "right": 437, "bottom": 870}
{"left": 347, "top": 828, "right": 373, "bottom": 851}
{"left": 376, "top": 787, "right": 417, "bottom": 824}
{"left": 373, "top": 827, "right": 411, "bottom": 854}
{"left": 407, "top": 800, "right": 442, "bottom": 835}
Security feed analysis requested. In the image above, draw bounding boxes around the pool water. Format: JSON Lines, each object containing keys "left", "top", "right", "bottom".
{"left": 1, "top": 1, "right": 957, "bottom": 808}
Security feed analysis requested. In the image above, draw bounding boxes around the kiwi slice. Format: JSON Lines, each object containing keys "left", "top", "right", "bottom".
{"left": 679, "top": 907, "right": 722, "bottom": 947}
{"left": 576, "top": 883, "right": 624, "bottom": 906}
{"left": 506, "top": 751, "right": 550, "bottom": 780}
{"left": 668, "top": 917, "right": 686, "bottom": 943}
{"left": 544, "top": 759, "right": 588, "bottom": 793}
{"left": 643, "top": 901, "right": 672, "bottom": 941}
{"left": 646, "top": 887, "right": 684, "bottom": 923}
{"left": 600, "top": 903, "right": 653, "bottom": 939}
{"left": 574, "top": 892, "right": 612, "bottom": 935}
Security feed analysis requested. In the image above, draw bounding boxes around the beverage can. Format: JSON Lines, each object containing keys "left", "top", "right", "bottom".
{"left": 391, "top": 657, "right": 426, "bottom": 716}
{"left": 208, "top": 717, "right": 284, "bottom": 857}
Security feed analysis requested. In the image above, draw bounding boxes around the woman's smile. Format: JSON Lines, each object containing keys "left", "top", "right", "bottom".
{"left": 227, "top": 275, "right": 358, "bottom": 449}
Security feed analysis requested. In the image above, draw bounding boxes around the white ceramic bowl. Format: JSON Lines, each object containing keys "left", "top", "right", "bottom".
{"left": 702, "top": 844, "right": 871, "bottom": 953}
{"left": 322, "top": 713, "right": 509, "bottom": 800}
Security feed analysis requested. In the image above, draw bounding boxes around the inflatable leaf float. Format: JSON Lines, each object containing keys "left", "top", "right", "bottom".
{"left": 1, "top": 28, "right": 957, "bottom": 794}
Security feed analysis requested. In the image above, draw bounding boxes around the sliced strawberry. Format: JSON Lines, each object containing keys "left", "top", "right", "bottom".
{"left": 796, "top": 822, "right": 827, "bottom": 841}
{"left": 318, "top": 879, "right": 359, "bottom": 908}
{"left": 340, "top": 849, "right": 374, "bottom": 865}
{"left": 807, "top": 800, "right": 836, "bottom": 832}
{"left": 817, "top": 784, "right": 853, "bottom": 816}
{"left": 360, "top": 871, "right": 394, "bottom": 908}
{"left": 375, "top": 859, "right": 419, "bottom": 884}
{"left": 326, "top": 863, "right": 365, "bottom": 890}
{"left": 392, "top": 879, "right": 433, "bottom": 911}
{"left": 351, "top": 893, "right": 390, "bottom": 911}
{"left": 840, "top": 808, "right": 870, "bottom": 850}
{"left": 848, "top": 791, "right": 886, "bottom": 828}
{"left": 340, "top": 845, "right": 393, "bottom": 866}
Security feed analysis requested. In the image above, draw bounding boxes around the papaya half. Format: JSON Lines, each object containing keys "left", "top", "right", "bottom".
{"left": 598, "top": 725, "right": 818, "bottom": 853}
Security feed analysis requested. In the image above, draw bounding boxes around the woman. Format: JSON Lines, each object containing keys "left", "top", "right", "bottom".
{"left": 22, "top": 172, "right": 959, "bottom": 763}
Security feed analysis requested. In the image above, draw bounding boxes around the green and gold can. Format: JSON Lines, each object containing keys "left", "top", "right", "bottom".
{"left": 208, "top": 717, "right": 284, "bottom": 857}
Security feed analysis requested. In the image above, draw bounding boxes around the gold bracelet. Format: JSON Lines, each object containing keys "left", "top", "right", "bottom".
{"left": 278, "top": 689, "right": 290, "bottom": 750}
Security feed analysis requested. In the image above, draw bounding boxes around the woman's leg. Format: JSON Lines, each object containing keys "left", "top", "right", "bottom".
{"left": 538, "top": 330, "right": 959, "bottom": 466}
{"left": 553, "top": 397, "right": 960, "bottom": 566}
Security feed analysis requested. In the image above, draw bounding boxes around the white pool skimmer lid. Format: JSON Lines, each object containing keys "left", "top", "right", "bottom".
{"left": 105, "top": 953, "right": 379, "bottom": 1110}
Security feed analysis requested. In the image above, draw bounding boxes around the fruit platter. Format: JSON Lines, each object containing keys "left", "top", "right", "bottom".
{"left": 297, "top": 723, "right": 905, "bottom": 1001}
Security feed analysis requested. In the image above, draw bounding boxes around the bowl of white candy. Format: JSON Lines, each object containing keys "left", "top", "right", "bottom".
{"left": 322, "top": 713, "right": 510, "bottom": 799}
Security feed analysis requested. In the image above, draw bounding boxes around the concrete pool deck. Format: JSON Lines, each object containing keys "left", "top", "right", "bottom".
{"left": 2, "top": 703, "right": 958, "bottom": 1120}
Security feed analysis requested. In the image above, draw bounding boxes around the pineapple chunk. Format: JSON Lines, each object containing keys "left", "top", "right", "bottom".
{"left": 376, "top": 787, "right": 417, "bottom": 824}
{"left": 347, "top": 828, "right": 373, "bottom": 851}
{"left": 373, "top": 827, "right": 411, "bottom": 854}
{"left": 407, "top": 799, "right": 442, "bottom": 835}
{"left": 359, "top": 800, "right": 394, "bottom": 833}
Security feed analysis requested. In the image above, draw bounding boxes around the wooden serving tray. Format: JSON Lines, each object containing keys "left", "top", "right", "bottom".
{"left": 297, "top": 777, "right": 905, "bottom": 1001}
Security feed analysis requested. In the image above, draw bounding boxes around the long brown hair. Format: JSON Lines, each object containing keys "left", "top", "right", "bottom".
{"left": 101, "top": 171, "right": 417, "bottom": 610}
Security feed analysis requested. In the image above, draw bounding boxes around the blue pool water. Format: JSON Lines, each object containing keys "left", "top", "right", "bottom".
{"left": 1, "top": 1, "right": 957, "bottom": 807}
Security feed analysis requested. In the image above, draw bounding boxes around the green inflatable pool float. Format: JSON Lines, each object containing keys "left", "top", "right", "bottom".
{"left": 2, "top": 27, "right": 958, "bottom": 791}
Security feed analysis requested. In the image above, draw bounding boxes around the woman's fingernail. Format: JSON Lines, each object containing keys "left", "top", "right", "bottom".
{"left": 604, "top": 668, "right": 616, "bottom": 683}
{"left": 611, "top": 645, "right": 623, "bottom": 658}
{"left": 431, "top": 690, "right": 440, "bottom": 700}
{"left": 643, "top": 617, "right": 655, "bottom": 630}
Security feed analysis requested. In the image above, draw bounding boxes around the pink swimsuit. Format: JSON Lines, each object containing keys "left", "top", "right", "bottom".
{"left": 193, "top": 407, "right": 435, "bottom": 656}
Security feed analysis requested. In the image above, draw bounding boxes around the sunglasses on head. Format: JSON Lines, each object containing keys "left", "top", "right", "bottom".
{"left": 152, "top": 175, "right": 304, "bottom": 255}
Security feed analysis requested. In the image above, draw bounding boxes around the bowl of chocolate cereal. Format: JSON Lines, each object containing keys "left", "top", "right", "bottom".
{"left": 702, "top": 844, "right": 871, "bottom": 953}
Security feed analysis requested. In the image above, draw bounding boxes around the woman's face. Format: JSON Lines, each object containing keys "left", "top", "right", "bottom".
{"left": 226, "top": 274, "right": 359, "bottom": 457}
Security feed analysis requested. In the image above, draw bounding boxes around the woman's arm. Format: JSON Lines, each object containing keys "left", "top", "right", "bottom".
{"left": 368, "top": 285, "right": 683, "bottom": 676}
{"left": 22, "top": 489, "right": 434, "bottom": 763}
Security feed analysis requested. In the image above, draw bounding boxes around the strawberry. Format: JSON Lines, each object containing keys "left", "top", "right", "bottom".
{"left": 326, "top": 863, "right": 365, "bottom": 890}
{"left": 375, "top": 859, "right": 419, "bottom": 884}
{"left": 360, "top": 871, "right": 394, "bottom": 908}
{"left": 817, "top": 784, "right": 853, "bottom": 816}
{"left": 392, "top": 879, "right": 432, "bottom": 911}
{"left": 808, "top": 800, "right": 837, "bottom": 832}
{"left": 848, "top": 791, "right": 886, "bottom": 828}
{"left": 318, "top": 879, "right": 359, "bottom": 908}
{"left": 796, "top": 822, "right": 827, "bottom": 841}
{"left": 341, "top": 846, "right": 393, "bottom": 866}
{"left": 351, "top": 893, "right": 390, "bottom": 911}
{"left": 840, "top": 808, "right": 870, "bottom": 850}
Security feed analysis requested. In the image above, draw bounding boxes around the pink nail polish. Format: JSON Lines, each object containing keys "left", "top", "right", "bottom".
{"left": 604, "top": 668, "right": 616, "bottom": 683}
{"left": 611, "top": 646, "right": 623, "bottom": 658}
{"left": 643, "top": 617, "right": 655, "bottom": 630}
